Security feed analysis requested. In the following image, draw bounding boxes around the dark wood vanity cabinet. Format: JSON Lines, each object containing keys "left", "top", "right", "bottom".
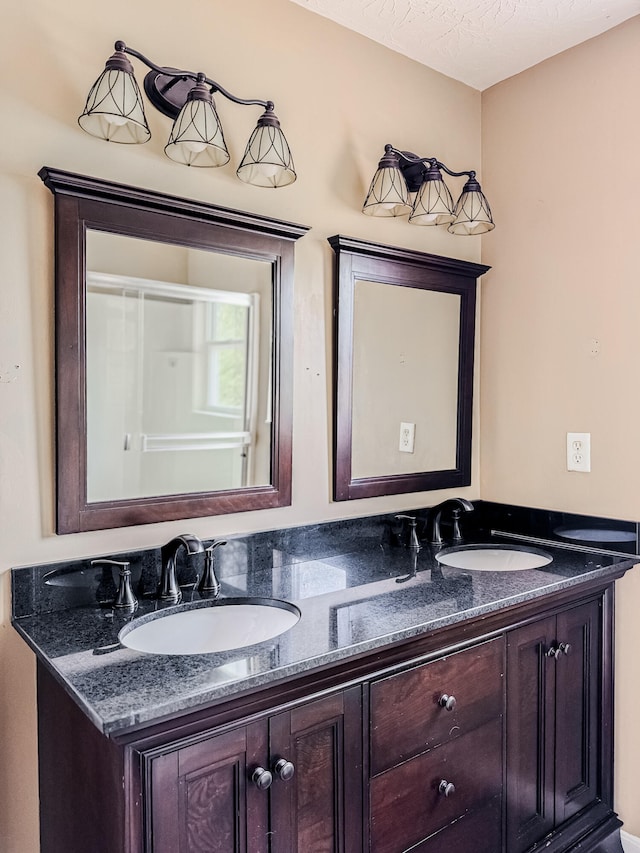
{"left": 369, "top": 638, "right": 505, "bottom": 852}
{"left": 145, "top": 688, "right": 363, "bottom": 853}
{"left": 37, "top": 582, "right": 623, "bottom": 853}
{"left": 506, "top": 598, "right": 604, "bottom": 853}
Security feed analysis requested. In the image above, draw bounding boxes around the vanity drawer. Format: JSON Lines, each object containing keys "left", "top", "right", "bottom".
{"left": 407, "top": 795, "right": 502, "bottom": 853}
{"left": 370, "top": 637, "right": 504, "bottom": 775}
{"left": 369, "top": 717, "right": 503, "bottom": 853}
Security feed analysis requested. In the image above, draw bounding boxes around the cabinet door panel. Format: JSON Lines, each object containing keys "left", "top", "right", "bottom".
{"left": 148, "top": 722, "right": 269, "bottom": 853}
{"left": 270, "top": 687, "right": 363, "bottom": 853}
{"left": 370, "top": 717, "right": 503, "bottom": 853}
{"left": 554, "top": 599, "right": 601, "bottom": 824}
{"left": 370, "top": 638, "right": 504, "bottom": 774}
{"left": 506, "top": 615, "right": 556, "bottom": 853}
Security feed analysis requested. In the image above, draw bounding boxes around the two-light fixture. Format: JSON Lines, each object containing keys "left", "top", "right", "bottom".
{"left": 78, "top": 41, "right": 296, "bottom": 188}
{"left": 363, "top": 144, "right": 494, "bottom": 235}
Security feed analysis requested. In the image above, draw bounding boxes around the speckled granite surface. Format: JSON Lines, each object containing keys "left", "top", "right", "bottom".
{"left": 11, "top": 505, "right": 639, "bottom": 736}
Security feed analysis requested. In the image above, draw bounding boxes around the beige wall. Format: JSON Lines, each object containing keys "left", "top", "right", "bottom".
{"left": 0, "top": 1, "right": 482, "bottom": 850}
{"left": 481, "top": 16, "right": 640, "bottom": 835}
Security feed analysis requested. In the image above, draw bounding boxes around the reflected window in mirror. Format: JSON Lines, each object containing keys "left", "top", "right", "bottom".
{"left": 85, "top": 233, "right": 273, "bottom": 502}
{"left": 329, "top": 235, "right": 490, "bottom": 501}
{"left": 40, "top": 167, "right": 308, "bottom": 532}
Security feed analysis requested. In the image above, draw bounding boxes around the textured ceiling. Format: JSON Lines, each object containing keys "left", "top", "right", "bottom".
{"left": 290, "top": 0, "right": 640, "bottom": 90}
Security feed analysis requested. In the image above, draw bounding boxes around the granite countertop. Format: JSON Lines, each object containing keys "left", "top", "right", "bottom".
{"left": 12, "top": 525, "right": 637, "bottom": 737}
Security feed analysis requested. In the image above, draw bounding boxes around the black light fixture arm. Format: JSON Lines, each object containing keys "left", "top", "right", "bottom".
{"left": 385, "top": 144, "right": 476, "bottom": 184}
{"left": 113, "top": 40, "right": 273, "bottom": 116}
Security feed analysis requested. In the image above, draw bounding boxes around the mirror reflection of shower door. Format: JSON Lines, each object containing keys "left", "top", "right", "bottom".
{"left": 86, "top": 274, "right": 260, "bottom": 503}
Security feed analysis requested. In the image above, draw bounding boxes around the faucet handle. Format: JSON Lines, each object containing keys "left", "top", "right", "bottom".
{"left": 198, "top": 540, "right": 227, "bottom": 597}
{"left": 395, "top": 515, "right": 421, "bottom": 550}
{"left": 90, "top": 559, "right": 138, "bottom": 612}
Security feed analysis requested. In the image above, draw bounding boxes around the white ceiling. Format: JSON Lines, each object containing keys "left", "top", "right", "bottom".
{"left": 290, "top": 0, "right": 640, "bottom": 90}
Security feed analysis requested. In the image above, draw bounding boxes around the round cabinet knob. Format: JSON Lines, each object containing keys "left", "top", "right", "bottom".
{"left": 438, "top": 694, "right": 457, "bottom": 712}
{"left": 273, "top": 757, "right": 295, "bottom": 781}
{"left": 439, "top": 779, "right": 456, "bottom": 798}
{"left": 558, "top": 642, "right": 571, "bottom": 656}
{"left": 251, "top": 766, "right": 273, "bottom": 790}
{"left": 546, "top": 646, "right": 562, "bottom": 660}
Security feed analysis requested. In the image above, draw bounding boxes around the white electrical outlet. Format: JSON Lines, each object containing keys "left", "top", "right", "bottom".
{"left": 399, "top": 422, "right": 416, "bottom": 453}
{"left": 567, "top": 432, "right": 591, "bottom": 472}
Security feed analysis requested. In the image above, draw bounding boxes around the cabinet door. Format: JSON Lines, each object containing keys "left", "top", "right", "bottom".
{"left": 554, "top": 599, "right": 601, "bottom": 824}
{"left": 269, "top": 686, "right": 363, "bottom": 853}
{"left": 148, "top": 721, "right": 270, "bottom": 853}
{"left": 506, "top": 615, "right": 556, "bottom": 853}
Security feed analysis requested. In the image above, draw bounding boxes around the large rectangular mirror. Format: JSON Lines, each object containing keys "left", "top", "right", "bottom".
{"left": 40, "top": 168, "right": 309, "bottom": 533}
{"left": 329, "top": 235, "right": 490, "bottom": 501}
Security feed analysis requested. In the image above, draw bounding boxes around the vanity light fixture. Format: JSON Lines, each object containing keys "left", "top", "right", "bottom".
{"left": 78, "top": 41, "right": 296, "bottom": 188}
{"left": 363, "top": 144, "right": 494, "bottom": 235}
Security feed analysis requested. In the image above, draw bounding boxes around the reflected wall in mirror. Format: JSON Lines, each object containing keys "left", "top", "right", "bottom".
{"left": 40, "top": 167, "right": 309, "bottom": 533}
{"left": 329, "top": 235, "right": 490, "bottom": 501}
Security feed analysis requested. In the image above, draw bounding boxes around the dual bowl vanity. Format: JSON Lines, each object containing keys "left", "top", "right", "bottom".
{"left": 12, "top": 503, "right": 639, "bottom": 852}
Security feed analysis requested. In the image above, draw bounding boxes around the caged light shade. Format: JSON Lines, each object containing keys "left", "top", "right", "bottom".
{"left": 78, "top": 47, "right": 151, "bottom": 144}
{"left": 362, "top": 144, "right": 494, "bottom": 235}
{"left": 408, "top": 164, "right": 455, "bottom": 226}
{"left": 448, "top": 175, "right": 495, "bottom": 235}
{"left": 78, "top": 41, "right": 296, "bottom": 188}
{"left": 164, "top": 74, "right": 230, "bottom": 167}
{"left": 362, "top": 148, "right": 412, "bottom": 217}
{"left": 237, "top": 106, "right": 296, "bottom": 188}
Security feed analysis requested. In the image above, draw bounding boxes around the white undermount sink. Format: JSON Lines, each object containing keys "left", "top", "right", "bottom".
{"left": 119, "top": 598, "right": 301, "bottom": 656}
{"left": 435, "top": 544, "right": 552, "bottom": 572}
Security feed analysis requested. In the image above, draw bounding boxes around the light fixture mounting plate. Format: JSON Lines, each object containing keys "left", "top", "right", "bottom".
{"left": 143, "top": 69, "right": 196, "bottom": 119}
{"left": 398, "top": 151, "right": 426, "bottom": 193}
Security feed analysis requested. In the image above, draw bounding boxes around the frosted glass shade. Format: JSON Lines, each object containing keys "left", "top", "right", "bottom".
{"left": 448, "top": 179, "right": 495, "bottom": 235}
{"left": 237, "top": 113, "right": 296, "bottom": 188}
{"left": 165, "top": 90, "right": 229, "bottom": 167}
{"left": 78, "top": 68, "right": 151, "bottom": 144}
{"left": 408, "top": 175, "right": 455, "bottom": 226}
{"left": 362, "top": 165, "right": 412, "bottom": 217}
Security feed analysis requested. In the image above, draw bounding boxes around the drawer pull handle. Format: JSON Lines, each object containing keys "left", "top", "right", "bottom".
{"left": 558, "top": 642, "right": 571, "bottom": 656}
{"left": 251, "top": 766, "right": 273, "bottom": 790}
{"left": 439, "top": 779, "right": 456, "bottom": 798}
{"left": 272, "top": 757, "right": 295, "bottom": 781}
{"left": 438, "top": 693, "right": 457, "bottom": 711}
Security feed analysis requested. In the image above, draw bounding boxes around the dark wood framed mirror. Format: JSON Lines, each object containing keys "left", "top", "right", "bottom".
{"left": 40, "top": 167, "right": 309, "bottom": 533}
{"left": 329, "top": 235, "right": 490, "bottom": 501}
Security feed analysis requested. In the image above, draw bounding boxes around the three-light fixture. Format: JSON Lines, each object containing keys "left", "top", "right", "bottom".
{"left": 78, "top": 41, "right": 296, "bottom": 188}
{"left": 363, "top": 144, "right": 494, "bottom": 235}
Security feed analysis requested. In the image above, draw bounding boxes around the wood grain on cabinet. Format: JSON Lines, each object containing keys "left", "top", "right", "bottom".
{"left": 369, "top": 717, "right": 503, "bottom": 852}
{"left": 148, "top": 722, "right": 269, "bottom": 852}
{"left": 269, "top": 687, "right": 363, "bottom": 853}
{"left": 407, "top": 796, "right": 502, "bottom": 853}
{"left": 370, "top": 637, "right": 504, "bottom": 775}
{"left": 506, "top": 598, "right": 604, "bottom": 853}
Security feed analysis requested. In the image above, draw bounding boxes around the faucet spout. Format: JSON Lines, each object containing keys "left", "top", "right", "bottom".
{"left": 428, "top": 498, "right": 474, "bottom": 546}
{"left": 159, "top": 533, "right": 205, "bottom": 603}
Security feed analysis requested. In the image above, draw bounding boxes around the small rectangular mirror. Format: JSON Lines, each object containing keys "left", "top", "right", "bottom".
{"left": 329, "top": 235, "right": 490, "bottom": 501}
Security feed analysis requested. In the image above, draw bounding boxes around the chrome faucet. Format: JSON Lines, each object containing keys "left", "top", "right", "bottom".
{"left": 428, "top": 498, "right": 474, "bottom": 545}
{"left": 159, "top": 534, "right": 205, "bottom": 603}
